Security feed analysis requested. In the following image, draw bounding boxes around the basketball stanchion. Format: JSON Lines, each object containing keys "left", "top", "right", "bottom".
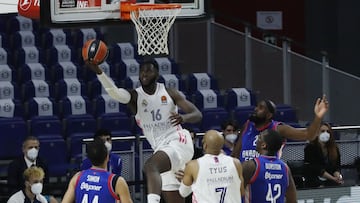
{"left": 120, "top": 1, "right": 181, "bottom": 56}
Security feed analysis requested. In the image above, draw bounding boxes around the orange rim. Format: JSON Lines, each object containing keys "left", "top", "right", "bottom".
{"left": 120, "top": 2, "right": 181, "bottom": 20}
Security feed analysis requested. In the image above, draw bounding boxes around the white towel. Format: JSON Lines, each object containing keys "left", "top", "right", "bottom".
{"left": 32, "top": 80, "right": 50, "bottom": 97}
{"left": 27, "top": 63, "right": 45, "bottom": 80}
{"left": 0, "top": 99, "right": 15, "bottom": 117}
{"left": 154, "top": 57, "right": 171, "bottom": 75}
{"left": 0, "top": 81, "right": 14, "bottom": 99}
{"left": 68, "top": 95, "right": 86, "bottom": 115}
{"left": 59, "top": 62, "right": 78, "bottom": 79}
{"left": 123, "top": 59, "right": 139, "bottom": 77}
{"left": 199, "top": 89, "right": 217, "bottom": 109}
{"left": 64, "top": 78, "right": 81, "bottom": 96}
{"left": 0, "top": 48, "right": 8, "bottom": 65}
{"left": 0, "top": 65, "right": 12, "bottom": 81}
{"left": 193, "top": 73, "right": 211, "bottom": 90}
{"left": 232, "top": 88, "right": 251, "bottom": 107}
{"left": 23, "top": 47, "right": 39, "bottom": 64}
{"left": 34, "top": 97, "right": 53, "bottom": 116}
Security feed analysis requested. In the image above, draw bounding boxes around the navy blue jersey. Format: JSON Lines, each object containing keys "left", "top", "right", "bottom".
{"left": 75, "top": 168, "right": 120, "bottom": 203}
{"left": 245, "top": 155, "right": 289, "bottom": 203}
{"left": 240, "top": 120, "right": 281, "bottom": 162}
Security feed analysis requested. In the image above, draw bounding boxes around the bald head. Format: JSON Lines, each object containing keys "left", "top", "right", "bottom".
{"left": 203, "top": 130, "right": 224, "bottom": 155}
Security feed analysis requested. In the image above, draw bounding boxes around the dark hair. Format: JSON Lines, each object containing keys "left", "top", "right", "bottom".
{"left": 140, "top": 58, "right": 159, "bottom": 71}
{"left": 94, "top": 129, "right": 112, "bottom": 138}
{"left": 221, "top": 119, "right": 238, "bottom": 131}
{"left": 311, "top": 122, "right": 339, "bottom": 163}
{"left": 264, "top": 100, "right": 276, "bottom": 115}
{"left": 263, "top": 130, "right": 284, "bottom": 155}
{"left": 86, "top": 139, "right": 108, "bottom": 167}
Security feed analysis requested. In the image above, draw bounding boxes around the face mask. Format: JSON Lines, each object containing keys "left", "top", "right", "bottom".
{"left": 30, "top": 182, "right": 43, "bottom": 195}
{"left": 104, "top": 141, "right": 112, "bottom": 152}
{"left": 225, "top": 134, "right": 238, "bottom": 144}
{"left": 319, "top": 132, "right": 330, "bottom": 142}
{"left": 27, "top": 148, "right": 38, "bottom": 160}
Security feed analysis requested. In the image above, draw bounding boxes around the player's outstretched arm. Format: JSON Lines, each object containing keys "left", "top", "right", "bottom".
{"left": 278, "top": 95, "right": 329, "bottom": 141}
{"left": 85, "top": 61, "right": 131, "bottom": 104}
{"left": 115, "top": 177, "right": 133, "bottom": 203}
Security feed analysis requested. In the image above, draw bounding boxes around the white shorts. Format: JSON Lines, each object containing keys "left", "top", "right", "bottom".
{"left": 156, "top": 129, "right": 194, "bottom": 191}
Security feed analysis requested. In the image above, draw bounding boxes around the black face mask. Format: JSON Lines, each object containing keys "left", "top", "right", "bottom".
{"left": 249, "top": 113, "right": 267, "bottom": 124}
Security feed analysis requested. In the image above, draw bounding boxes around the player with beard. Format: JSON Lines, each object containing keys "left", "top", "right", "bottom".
{"left": 231, "top": 97, "right": 329, "bottom": 162}
{"left": 85, "top": 59, "right": 202, "bottom": 203}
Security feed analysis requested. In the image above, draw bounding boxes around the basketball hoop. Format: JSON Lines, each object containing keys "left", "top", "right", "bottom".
{"left": 121, "top": 2, "right": 181, "bottom": 56}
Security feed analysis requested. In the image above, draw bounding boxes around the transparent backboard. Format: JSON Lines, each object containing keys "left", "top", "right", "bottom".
{"left": 40, "top": 0, "right": 205, "bottom": 26}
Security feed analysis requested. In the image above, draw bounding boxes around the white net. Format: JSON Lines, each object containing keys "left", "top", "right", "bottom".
{"left": 130, "top": 6, "right": 181, "bottom": 56}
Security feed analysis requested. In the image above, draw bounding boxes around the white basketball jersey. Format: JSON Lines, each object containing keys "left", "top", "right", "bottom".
{"left": 135, "top": 83, "right": 182, "bottom": 150}
{"left": 192, "top": 154, "right": 242, "bottom": 203}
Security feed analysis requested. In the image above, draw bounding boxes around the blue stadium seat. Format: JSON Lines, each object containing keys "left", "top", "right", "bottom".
{"left": 201, "top": 107, "right": 230, "bottom": 131}
{"left": 18, "top": 63, "right": 49, "bottom": 84}
{"left": 38, "top": 138, "right": 70, "bottom": 176}
{"left": 45, "top": 45, "right": 76, "bottom": 67}
{"left": 41, "top": 28, "right": 72, "bottom": 49}
{"left": 0, "top": 118, "right": 27, "bottom": 159}
{"left": 0, "top": 99, "right": 24, "bottom": 119}
{"left": 158, "top": 74, "right": 186, "bottom": 92}
{"left": 0, "top": 64, "right": 16, "bottom": 83}
{"left": 69, "top": 133, "right": 93, "bottom": 160}
{"left": 193, "top": 89, "right": 224, "bottom": 111}
{"left": 11, "top": 31, "right": 38, "bottom": 49}
{"left": 73, "top": 28, "right": 104, "bottom": 49}
{"left": 154, "top": 57, "right": 179, "bottom": 75}
{"left": 274, "top": 104, "right": 298, "bottom": 123}
{"left": 0, "top": 81, "right": 20, "bottom": 100}
{"left": 116, "top": 58, "right": 140, "bottom": 80}
{"left": 225, "top": 87, "right": 257, "bottom": 111}
{"left": 109, "top": 42, "right": 137, "bottom": 63}
{"left": 232, "top": 105, "right": 255, "bottom": 127}
{"left": 60, "top": 95, "right": 92, "bottom": 118}
{"left": 84, "top": 61, "right": 116, "bottom": 83}
{"left": 98, "top": 113, "right": 133, "bottom": 136}
{"left": 56, "top": 78, "right": 86, "bottom": 100}
{"left": 26, "top": 97, "right": 59, "bottom": 119}
{"left": 93, "top": 94, "right": 128, "bottom": 117}
{"left": 30, "top": 116, "right": 63, "bottom": 139}
{"left": 0, "top": 47, "right": 12, "bottom": 65}
{"left": 51, "top": 61, "right": 80, "bottom": 83}
{"left": 187, "top": 73, "right": 218, "bottom": 94}
{"left": 22, "top": 80, "right": 53, "bottom": 101}
{"left": 124, "top": 76, "right": 141, "bottom": 89}
{"left": 0, "top": 32, "right": 9, "bottom": 49}
{"left": 13, "top": 46, "right": 43, "bottom": 67}
{"left": 7, "top": 15, "right": 34, "bottom": 33}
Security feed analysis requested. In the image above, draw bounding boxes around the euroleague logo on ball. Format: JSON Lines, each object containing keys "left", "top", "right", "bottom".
{"left": 19, "top": 0, "right": 39, "bottom": 11}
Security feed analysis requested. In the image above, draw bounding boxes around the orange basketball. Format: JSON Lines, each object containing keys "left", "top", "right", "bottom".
{"left": 82, "top": 39, "right": 109, "bottom": 65}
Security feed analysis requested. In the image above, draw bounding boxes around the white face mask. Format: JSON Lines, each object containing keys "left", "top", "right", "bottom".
{"left": 105, "top": 141, "right": 112, "bottom": 152}
{"left": 27, "top": 148, "right": 39, "bottom": 160}
{"left": 30, "top": 182, "right": 43, "bottom": 195}
{"left": 225, "top": 134, "right": 238, "bottom": 144}
{"left": 319, "top": 132, "right": 330, "bottom": 142}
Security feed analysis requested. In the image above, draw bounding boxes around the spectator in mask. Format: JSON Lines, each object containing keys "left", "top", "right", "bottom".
{"left": 7, "top": 136, "right": 49, "bottom": 196}
{"left": 7, "top": 166, "right": 58, "bottom": 203}
{"left": 304, "top": 122, "right": 343, "bottom": 187}
{"left": 81, "top": 129, "right": 122, "bottom": 175}
{"left": 221, "top": 120, "right": 239, "bottom": 156}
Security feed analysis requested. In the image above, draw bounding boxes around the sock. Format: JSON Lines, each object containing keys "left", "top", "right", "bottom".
{"left": 147, "top": 193, "right": 161, "bottom": 203}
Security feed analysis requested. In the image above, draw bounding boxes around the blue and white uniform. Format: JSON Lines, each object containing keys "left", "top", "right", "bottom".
{"left": 240, "top": 120, "right": 282, "bottom": 162}
{"left": 75, "top": 168, "right": 120, "bottom": 203}
{"left": 245, "top": 155, "right": 289, "bottom": 203}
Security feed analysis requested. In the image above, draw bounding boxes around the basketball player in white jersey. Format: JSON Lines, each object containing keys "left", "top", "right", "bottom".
{"left": 85, "top": 59, "right": 202, "bottom": 203}
{"left": 178, "top": 130, "right": 245, "bottom": 203}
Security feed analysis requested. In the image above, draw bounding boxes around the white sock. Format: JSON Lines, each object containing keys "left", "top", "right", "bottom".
{"left": 147, "top": 193, "right": 161, "bottom": 203}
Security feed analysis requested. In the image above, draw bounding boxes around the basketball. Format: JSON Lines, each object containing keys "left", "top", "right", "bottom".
{"left": 82, "top": 39, "right": 109, "bottom": 65}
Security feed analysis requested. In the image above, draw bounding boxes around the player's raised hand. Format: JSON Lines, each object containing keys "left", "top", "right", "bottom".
{"left": 85, "top": 60, "right": 103, "bottom": 75}
{"left": 170, "top": 112, "right": 184, "bottom": 126}
{"left": 314, "top": 95, "right": 329, "bottom": 118}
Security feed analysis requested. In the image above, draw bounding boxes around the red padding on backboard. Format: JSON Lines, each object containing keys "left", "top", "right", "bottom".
{"left": 18, "top": 0, "right": 40, "bottom": 19}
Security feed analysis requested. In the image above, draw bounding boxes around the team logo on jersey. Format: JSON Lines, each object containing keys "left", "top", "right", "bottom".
{"left": 142, "top": 99, "right": 148, "bottom": 107}
{"left": 161, "top": 95, "right": 167, "bottom": 104}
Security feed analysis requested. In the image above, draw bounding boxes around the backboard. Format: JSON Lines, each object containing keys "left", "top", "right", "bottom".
{"left": 40, "top": 0, "right": 206, "bottom": 27}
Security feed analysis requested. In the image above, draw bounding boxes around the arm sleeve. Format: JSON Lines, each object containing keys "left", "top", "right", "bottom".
{"left": 179, "top": 182, "right": 192, "bottom": 197}
{"left": 97, "top": 73, "right": 131, "bottom": 104}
